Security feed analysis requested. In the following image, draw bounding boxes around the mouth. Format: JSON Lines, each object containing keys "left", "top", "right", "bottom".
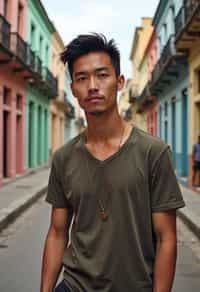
{"left": 85, "top": 96, "right": 104, "bottom": 103}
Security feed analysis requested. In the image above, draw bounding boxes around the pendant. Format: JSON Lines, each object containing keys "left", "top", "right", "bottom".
{"left": 100, "top": 211, "right": 109, "bottom": 221}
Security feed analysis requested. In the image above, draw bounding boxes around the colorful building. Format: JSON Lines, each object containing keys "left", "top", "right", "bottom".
{"left": 0, "top": 0, "right": 29, "bottom": 185}
{"left": 26, "top": 0, "right": 57, "bottom": 169}
{"left": 129, "top": 18, "right": 154, "bottom": 131}
{"left": 175, "top": 0, "right": 200, "bottom": 185}
{"left": 119, "top": 79, "right": 134, "bottom": 121}
{"left": 150, "top": 0, "right": 189, "bottom": 178}
{"left": 140, "top": 29, "right": 158, "bottom": 136}
{"left": 50, "top": 30, "right": 74, "bottom": 154}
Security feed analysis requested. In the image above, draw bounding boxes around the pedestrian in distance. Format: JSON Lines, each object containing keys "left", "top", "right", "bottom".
{"left": 192, "top": 135, "right": 200, "bottom": 188}
{"left": 40, "top": 33, "right": 185, "bottom": 292}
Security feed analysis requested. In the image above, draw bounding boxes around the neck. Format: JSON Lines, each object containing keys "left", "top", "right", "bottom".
{"left": 85, "top": 106, "right": 125, "bottom": 143}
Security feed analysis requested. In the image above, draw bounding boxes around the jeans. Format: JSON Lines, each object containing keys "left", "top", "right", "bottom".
{"left": 54, "top": 280, "right": 71, "bottom": 292}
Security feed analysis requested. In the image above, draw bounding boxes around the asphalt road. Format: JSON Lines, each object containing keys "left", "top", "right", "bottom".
{"left": 0, "top": 196, "right": 200, "bottom": 292}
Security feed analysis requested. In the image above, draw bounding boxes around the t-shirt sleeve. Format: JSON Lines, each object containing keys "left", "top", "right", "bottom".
{"left": 150, "top": 146, "right": 185, "bottom": 212}
{"left": 45, "top": 151, "right": 69, "bottom": 208}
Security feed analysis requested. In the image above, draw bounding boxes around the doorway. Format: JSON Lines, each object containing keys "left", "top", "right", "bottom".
{"left": 171, "top": 100, "right": 176, "bottom": 164}
{"left": 182, "top": 90, "right": 188, "bottom": 176}
{"left": 3, "top": 110, "right": 8, "bottom": 177}
{"left": 28, "top": 102, "right": 34, "bottom": 168}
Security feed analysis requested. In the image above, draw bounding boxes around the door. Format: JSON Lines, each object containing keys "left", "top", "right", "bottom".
{"left": 182, "top": 91, "right": 188, "bottom": 176}
{"left": 171, "top": 100, "right": 176, "bottom": 165}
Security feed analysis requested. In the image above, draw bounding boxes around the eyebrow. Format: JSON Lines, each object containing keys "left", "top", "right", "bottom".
{"left": 74, "top": 67, "right": 109, "bottom": 77}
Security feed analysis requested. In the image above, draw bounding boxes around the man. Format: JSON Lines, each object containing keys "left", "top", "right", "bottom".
{"left": 192, "top": 135, "right": 200, "bottom": 187}
{"left": 40, "top": 34, "right": 185, "bottom": 292}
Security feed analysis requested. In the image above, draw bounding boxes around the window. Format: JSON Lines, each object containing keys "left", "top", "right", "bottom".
{"left": 164, "top": 102, "right": 168, "bottom": 116}
{"left": 39, "top": 35, "right": 43, "bottom": 57}
{"left": 3, "top": 0, "right": 8, "bottom": 17}
{"left": 16, "top": 94, "right": 22, "bottom": 110}
{"left": 45, "top": 45, "right": 49, "bottom": 66}
{"left": 17, "top": 3, "right": 23, "bottom": 34}
{"left": 163, "top": 23, "right": 167, "bottom": 44}
{"left": 30, "top": 23, "right": 36, "bottom": 49}
{"left": 3, "top": 87, "right": 10, "bottom": 105}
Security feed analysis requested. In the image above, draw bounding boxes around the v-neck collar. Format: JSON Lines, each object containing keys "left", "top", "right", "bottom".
{"left": 80, "top": 125, "right": 137, "bottom": 165}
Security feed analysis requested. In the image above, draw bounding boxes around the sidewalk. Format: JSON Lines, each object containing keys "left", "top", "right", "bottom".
{"left": 0, "top": 168, "right": 200, "bottom": 239}
{"left": 0, "top": 167, "right": 50, "bottom": 231}
{"left": 178, "top": 185, "right": 200, "bottom": 239}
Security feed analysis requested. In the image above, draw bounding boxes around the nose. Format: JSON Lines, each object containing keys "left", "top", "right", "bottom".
{"left": 88, "top": 76, "right": 98, "bottom": 93}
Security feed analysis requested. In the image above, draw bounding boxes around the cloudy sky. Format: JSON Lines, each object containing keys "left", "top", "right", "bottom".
{"left": 42, "top": 0, "right": 158, "bottom": 79}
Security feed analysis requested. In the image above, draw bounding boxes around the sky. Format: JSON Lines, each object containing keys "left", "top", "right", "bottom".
{"left": 42, "top": 0, "right": 158, "bottom": 79}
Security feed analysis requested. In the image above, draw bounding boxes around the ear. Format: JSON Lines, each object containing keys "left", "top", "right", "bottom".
{"left": 117, "top": 75, "right": 125, "bottom": 92}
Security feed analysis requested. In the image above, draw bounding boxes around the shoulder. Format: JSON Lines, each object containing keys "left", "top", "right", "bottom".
{"left": 132, "top": 127, "right": 170, "bottom": 170}
{"left": 134, "top": 127, "right": 169, "bottom": 156}
{"left": 52, "top": 133, "right": 82, "bottom": 167}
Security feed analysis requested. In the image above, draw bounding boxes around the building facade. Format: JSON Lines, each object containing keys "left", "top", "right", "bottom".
{"left": 175, "top": 0, "right": 200, "bottom": 185}
{"left": 151, "top": 0, "right": 189, "bottom": 178}
{"left": 144, "top": 29, "right": 158, "bottom": 136}
{"left": 50, "top": 30, "right": 70, "bottom": 154}
{"left": 0, "top": 0, "right": 29, "bottom": 185}
{"left": 26, "top": 0, "right": 57, "bottom": 169}
{"left": 129, "top": 18, "right": 154, "bottom": 131}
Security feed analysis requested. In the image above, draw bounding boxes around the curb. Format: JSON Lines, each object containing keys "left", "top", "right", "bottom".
{"left": 178, "top": 209, "right": 200, "bottom": 240}
{"left": 0, "top": 186, "right": 47, "bottom": 232}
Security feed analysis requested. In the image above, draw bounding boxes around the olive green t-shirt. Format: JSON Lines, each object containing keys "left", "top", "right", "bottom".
{"left": 46, "top": 126, "right": 185, "bottom": 292}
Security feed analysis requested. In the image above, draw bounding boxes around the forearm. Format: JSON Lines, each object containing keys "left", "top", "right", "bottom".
{"left": 40, "top": 228, "right": 67, "bottom": 292}
{"left": 153, "top": 239, "right": 177, "bottom": 292}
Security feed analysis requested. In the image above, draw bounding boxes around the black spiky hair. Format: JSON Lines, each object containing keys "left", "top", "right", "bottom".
{"left": 60, "top": 33, "right": 121, "bottom": 78}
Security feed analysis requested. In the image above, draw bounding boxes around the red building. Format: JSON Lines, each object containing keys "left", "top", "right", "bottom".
{"left": 145, "top": 29, "right": 158, "bottom": 136}
{"left": 0, "top": 0, "right": 30, "bottom": 185}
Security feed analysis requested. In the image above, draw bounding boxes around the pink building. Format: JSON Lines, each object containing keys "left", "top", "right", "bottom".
{"left": 0, "top": 0, "right": 28, "bottom": 185}
{"left": 145, "top": 29, "right": 158, "bottom": 136}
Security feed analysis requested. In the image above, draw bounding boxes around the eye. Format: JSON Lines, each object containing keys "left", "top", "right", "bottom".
{"left": 77, "top": 76, "right": 87, "bottom": 82}
{"left": 98, "top": 73, "right": 109, "bottom": 78}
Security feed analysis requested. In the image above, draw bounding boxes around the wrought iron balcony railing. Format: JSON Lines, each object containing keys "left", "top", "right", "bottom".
{"left": 35, "top": 55, "right": 42, "bottom": 76}
{"left": 185, "top": 0, "right": 200, "bottom": 22}
{"left": 27, "top": 45, "right": 35, "bottom": 72}
{"left": 10, "top": 33, "right": 27, "bottom": 65}
{"left": 42, "top": 67, "right": 58, "bottom": 96}
{"left": 175, "top": 1, "right": 200, "bottom": 38}
{"left": 151, "top": 35, "right": 177, "bottom": 85}
{"left": 175, "top": 6, "right": 185, "bottom": 37}
{"left": 0, "top": 14, "right": 10, "bottom": 51}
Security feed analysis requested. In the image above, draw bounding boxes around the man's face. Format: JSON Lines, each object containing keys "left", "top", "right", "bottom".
{"left": 71, "top": 52, "right": 124, "bottom": 115}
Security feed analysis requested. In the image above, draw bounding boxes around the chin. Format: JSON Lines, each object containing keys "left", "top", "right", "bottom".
{"left": 88, "top": 110, "right": 104, "bottom": 116}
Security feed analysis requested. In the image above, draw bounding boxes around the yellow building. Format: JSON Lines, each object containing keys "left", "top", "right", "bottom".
{"left": 119, "top": 79, "right": 133, "bottom": 120}
{"left": 175, "top": 1, "right": 200, "bottom": 185}
{"left": 129, "top": 18, "right": 153, "bottom": 131}
{"left": 50, "top": 31, "right": 69, "bottom": 154}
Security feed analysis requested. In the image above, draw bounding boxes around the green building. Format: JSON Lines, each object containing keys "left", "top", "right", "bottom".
{"left": 26, "top": 0, "right": 57, "bottom": 169}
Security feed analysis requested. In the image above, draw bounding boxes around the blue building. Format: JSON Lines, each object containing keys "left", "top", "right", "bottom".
{"left": 151, "top": 0, "right": 189, "bottom": 178}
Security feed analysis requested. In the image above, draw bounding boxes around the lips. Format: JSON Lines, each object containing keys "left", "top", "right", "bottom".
{"left": 86, "top": 96, "right": 104, "bottom": 103}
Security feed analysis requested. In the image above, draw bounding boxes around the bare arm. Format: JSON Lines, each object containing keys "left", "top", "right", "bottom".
{"left": 152, "top": 210, "right": 177, "bottom": 292}
{"left": 40, "top": 207, "right": 69, "bottom": 292}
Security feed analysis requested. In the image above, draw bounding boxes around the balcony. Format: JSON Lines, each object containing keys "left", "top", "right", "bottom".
{"left": 27, "top": 45, "right": 35, "bottom": 72}
{"left": 10, "top": 33, "right": 27, "bottom": 66}
{"left": 137, "top": 82, "right": 154, "bottom": 110}
{"left": 42, "top": 67, "right": 58, "bottom": 97}
{"left": 35, "top": 55, "right": 42, "bottom": 77}
{"left": 151, "top": 35, "right": 187, "bottom": 93}
{"left": 175, "top": 1, "right": 200, "bottom": 49}
{"left": 64, "top": 92, "right": 75, "bottom": 118}
{"left": 0, "top": 14, "right": 11, "bottom": 53}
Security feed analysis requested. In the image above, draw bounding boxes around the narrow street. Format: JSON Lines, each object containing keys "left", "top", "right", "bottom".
{"left": 0, "top": 196, "right": 200, "bottom": 292}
